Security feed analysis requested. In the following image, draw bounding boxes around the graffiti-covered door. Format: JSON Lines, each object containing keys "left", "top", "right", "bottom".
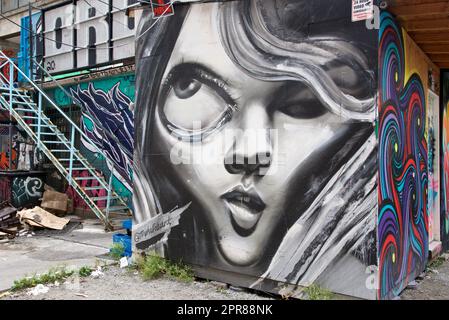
{"left": 428, "top": 90, "right": 440, "bottom": 243}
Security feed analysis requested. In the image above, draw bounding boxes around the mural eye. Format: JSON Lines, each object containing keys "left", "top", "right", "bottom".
{"left": 163, "top": 80, "right": 230, "bottom": 132}
{"left": 274, "top": 81, "right": 328, "bottom": 120}
{"left": 278, "top": 90, "right": 327, "bottom": 119}
{"left": 279, "top": 100, "right": 327, "bottom": 119}
{"left": 173, "top": 77, "right": 202, "bottom": 99}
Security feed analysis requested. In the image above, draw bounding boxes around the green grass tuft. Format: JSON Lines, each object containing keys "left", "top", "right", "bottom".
{"left": 109, "top": 243, "right": 125, "bottom": 260}
{"left": 78, "top": 266, "right": 93, "bottom": 277}
{"left": 135, "top": 253, "right": 194, "bottom": 282}
{"left": 428, "top": 256, "right": 446, "bottom": 270}
{"left": 303, "top": 284, "right": 334, "bottom": 300}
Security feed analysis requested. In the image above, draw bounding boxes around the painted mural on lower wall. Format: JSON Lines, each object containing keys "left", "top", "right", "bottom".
{"left": 0, "top": 127, "right": 40, "bottom": 171}
{"left": 11, "top": 175, "right": 44, "bottom": 208}
{"left": 0, "top": 125, "right": 16, "bottom": 170}
{"left": 0, "top": 174, "right": 44, "bottom": 208}
{"left": 47, "top": 73, "right": 135, "bottom": 207}
{"left": 378, "top": 12, "right": 429, "bottom": 300}
{"left": 133, "top": 0, "right": 378, "bottom": 299}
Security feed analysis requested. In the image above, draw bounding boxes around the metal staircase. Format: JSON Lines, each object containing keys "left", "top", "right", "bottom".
{"left": 0, "top": 50, "right": 131, "bottom": 230}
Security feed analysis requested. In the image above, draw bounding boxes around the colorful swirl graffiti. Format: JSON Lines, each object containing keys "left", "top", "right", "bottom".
{"left": 378, "top": 12, "right": 428, "bottom": 300}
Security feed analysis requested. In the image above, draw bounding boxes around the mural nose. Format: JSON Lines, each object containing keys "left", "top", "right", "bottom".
{"left": 224, "top": 152, "right": 272, "bottom": 176}
{"left": 224, "top": 129, "right": 272, "bottom": 176}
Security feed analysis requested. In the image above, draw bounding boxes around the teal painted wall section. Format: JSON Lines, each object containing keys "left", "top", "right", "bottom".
{"left": 51, "top": 74, "right": 136, "bottom": 107}
{"left": 46, "top": 73, "right": 135, "bottom": 208}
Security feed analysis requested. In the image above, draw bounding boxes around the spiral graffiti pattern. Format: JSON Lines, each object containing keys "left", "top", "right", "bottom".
{"left": 378, "top": 12, "right": 428, "bottom": 300}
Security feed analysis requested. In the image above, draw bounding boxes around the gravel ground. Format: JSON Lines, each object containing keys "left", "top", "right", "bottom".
{"left": 1, "top": 265, "right": 274, "bottom": 300}
{"left": 6, "top": 250, "right": 449, "bottom": 300}
{"left": 401, "top": 253, "right": 449, "bottom": 300}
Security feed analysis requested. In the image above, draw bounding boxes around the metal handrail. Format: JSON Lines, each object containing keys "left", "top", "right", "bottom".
{"left": 0, "top": 85, "right": 110, "bottom": 189}
{"left": 30, "top": 56, "right": 133, "bottom": 159}
{"left": 0, "top": 71, "right": 121, "bottom": 227}
{"left": 0, "top": 50, "right": 119, "bottom": 175}
{"left": 0, "top": 95, "right": 110, "bottom": 226}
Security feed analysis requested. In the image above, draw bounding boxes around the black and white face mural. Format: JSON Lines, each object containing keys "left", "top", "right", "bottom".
{"left": 134, "top": 0, "right": 378, "bottom": 299}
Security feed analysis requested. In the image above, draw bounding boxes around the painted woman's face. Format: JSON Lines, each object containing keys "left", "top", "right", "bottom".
{"left": 152, "top": 4, "right": 359, "bottom": 267}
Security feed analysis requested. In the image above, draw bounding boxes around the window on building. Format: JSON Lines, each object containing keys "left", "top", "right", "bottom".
{"left": 1, "top": 0, "right": 18, "bottom": 13}
{"left": 1, "top": 0, "right": 32, "bottom": 13}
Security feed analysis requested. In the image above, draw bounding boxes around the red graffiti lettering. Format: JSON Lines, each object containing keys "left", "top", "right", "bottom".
{"left": 0, "top": 49, "right": 17, "bottom": 84}
{"left": 0, "top": 150, "right": 17, "bottom": 170}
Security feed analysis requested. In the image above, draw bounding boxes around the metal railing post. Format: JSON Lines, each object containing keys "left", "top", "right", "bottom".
{"left": 68, "top": 124, "right": 75, "bottom": 185}
{"left": 9, "top": 61, "right": 13, "bottom": 114}
{"left": 106, "top": 163, "right": 113, "bottom": 220}
{"left": 37, "top": 92, "right": 42, "bottom": 150}
{"left": 8, "top": 123, "right": 12, "bottom": 170}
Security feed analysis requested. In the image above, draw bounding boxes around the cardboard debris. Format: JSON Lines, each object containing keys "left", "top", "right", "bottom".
{"left": 17, "top": 206, "right": 70, "bottom": 230}
{"left": 0, "top": 202, "right": 20, "bottom": 239}
{"left": 0, "top": 205, "right": 17, "bottom": 221}
{"left": 44, "top": 184, "right": 56, "bottom": 191}
{"left": 40, "top": 190, "right": 69, "bottom": 216}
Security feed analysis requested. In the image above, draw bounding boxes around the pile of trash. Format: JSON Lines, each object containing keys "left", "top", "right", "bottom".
{"left": 0, "top": 188, "right": 70, "bottom": 242}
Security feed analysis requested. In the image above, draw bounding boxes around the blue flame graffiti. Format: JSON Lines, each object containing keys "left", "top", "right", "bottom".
{"left": 71, "top": 83, "right": 134, "bottom": 190}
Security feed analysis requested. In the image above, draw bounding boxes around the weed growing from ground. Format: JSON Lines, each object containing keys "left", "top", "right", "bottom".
{"left": 78, "top": 266, "right": 93, "bottom": 277}
{"left": 134, "top": 253, "right": 194, "bottom": 282}
{"left": 11, "top": 266, "right": 74, "bottom": 291}
{"left": 428, "top": 256, "right": 446, "bottom": 270}
{"left": 109, "top": 243, "right": 125, "bottom": 260}
{"left": 302, "top": 284, "right": 334, "bottom": 300}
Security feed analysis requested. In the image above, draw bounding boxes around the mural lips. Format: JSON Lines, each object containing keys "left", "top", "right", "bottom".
{"left": 221, "top": 185, "right": 265, "bottom": 234}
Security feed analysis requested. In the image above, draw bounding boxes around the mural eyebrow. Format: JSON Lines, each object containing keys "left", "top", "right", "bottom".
{"left": 160, "top": 62, "right": 236, "bottom": 107}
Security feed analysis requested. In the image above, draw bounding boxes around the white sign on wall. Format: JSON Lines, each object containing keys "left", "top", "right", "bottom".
{"left": 43, "top": 0, "right": 141, "bottom": 75}
{"left": 112, "top": 0, "right": 142, "bottom": 61}
{"left": 352, "top": 0, "right": 374, "bottom": 22}
{"left": 43, "top": 3, "right": 75, "bottom": 74}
